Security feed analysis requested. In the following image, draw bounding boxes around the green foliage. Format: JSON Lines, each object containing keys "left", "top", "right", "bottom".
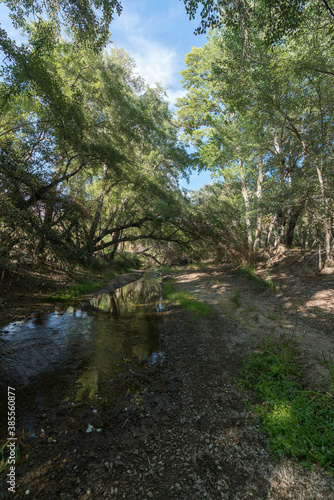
{"left": 177, "top": 7, "right": 334, "bottom": 260}
{"left": 182, "top": 0, "right": 328, "bottom": 48}
{"left": 162, "top": 280, "right": 213, "bottom": 318}
{"left": 265, "top": 271, "right": 276, "bottom": 290}
{"left": 230, "top": 288, "right": 241, "bottom": 307}
{"left": 322, "top": 350, "right": 334, "bottom": 390}
{"left": 239, "top": 336, "right": 334, "bottom": 473}
{"left": 0, "top": 33, "right": 191, "bottom": 271}
{"left": 3, "top": 0, "right": 123, "bottom": 50}
{"left": 112, "top": 252, "right": 142, "bottom": 273}
{"left": 47, "top": 279, "right": 104, "bottom": 302}
{"left": 157, "top": 265, "right": 176, "bottom": 273}
{"left": 234, "top": 266, "right": 275, "bottom": 290}
{"left": 267, "top": 309, "right": 275, "bottom": 321}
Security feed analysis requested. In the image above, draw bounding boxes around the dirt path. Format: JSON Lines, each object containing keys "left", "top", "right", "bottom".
{"left": 2, "top": 265, "right": 334, "bottom": 499}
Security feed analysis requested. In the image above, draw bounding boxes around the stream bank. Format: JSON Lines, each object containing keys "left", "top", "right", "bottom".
{"left": 0, "top": 268, "right": 144, "bottom": 330}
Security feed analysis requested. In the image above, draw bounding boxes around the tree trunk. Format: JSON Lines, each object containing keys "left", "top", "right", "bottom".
{"left": 36, "top": 197, "right": 54, "bottom": 263}
{"left": 253, "top": 157, "right": 264, "bottom": 253}
{"left": 286, "top": 204, "right": 304, "bottom": 249}
{"left": 239, "top": 158, "right": 253, "bottom": 255}
{"left": 276, "top": 209, "right": 286, "bottom": 252}
{"left": 316, "top": 163, "right": 332, "bottom": 264}
{"left": 273, "top": 133, "right": 287, "bottom": 253}
{"left": 265, "top": 215, "right": 276, "bottom": 247}
{"left": 87, "top": 163, "right": 108, "bottom": 258}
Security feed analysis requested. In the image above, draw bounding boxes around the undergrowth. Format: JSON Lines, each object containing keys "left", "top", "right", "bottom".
{"left": 162, "top": 280, "right": 213, "bottom": 318}
{"left": 230, "top": 288, "right": 241, "bottom": 307}
{"left": 239, "top": 336, "right": 334, "bottom": 473}
{"left": 46, "top": 254, "right": 141, "bottom": 302}
{"left": 46, "top": 279, "right": 104, "bottom": 302}
{"left": 234, "top": 265, "right": 275, "bottom": 290}
{"left": 158, "top": 265, "right": 177, "bottom": 273}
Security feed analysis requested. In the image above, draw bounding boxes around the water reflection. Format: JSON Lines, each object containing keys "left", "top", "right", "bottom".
{"left": 90, "top": 273, "right": 164, "bottom": 315}
{"left": 0, "top": 272, "right": 165, "bottom": 432}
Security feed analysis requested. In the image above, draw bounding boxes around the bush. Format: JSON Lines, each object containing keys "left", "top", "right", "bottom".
{"left": 239, "top": 336, "right": 334, "bottom": 473}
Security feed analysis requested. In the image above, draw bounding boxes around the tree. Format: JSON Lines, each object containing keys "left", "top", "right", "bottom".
{"left": 2, "top": 0, "right": 123, "bottom": 50}
{"left": 182, "top": 0, "right": 334, "bottom": 45}
{"left": 177, "top": 14, "right": 334, "bottom": 262}
{"left": 0, "top": 37, "right": 191, "bottom": 270}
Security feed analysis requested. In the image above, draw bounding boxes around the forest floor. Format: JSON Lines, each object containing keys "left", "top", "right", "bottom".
{"left": 1, "top": 252, "right": 334, "bottom": 499}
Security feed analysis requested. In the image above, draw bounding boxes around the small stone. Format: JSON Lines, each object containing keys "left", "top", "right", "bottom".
{"left": 86, "top": 424, "right": 94, "bottom": 433}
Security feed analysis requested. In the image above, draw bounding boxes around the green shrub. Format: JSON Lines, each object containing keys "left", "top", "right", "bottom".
{"left": 112, "top": 252, "right": 142, "bottom": 273}
{"left": 46, "top": 279, "right": 104, "bottom": 302}
{"left": 239, "top": 336, "right": 334, "bottom": 473}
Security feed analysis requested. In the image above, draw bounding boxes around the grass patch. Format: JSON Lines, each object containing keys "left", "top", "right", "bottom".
{"left": 239, "top": 336, "right": 334, "bottom": 473}
{"left": 162, "top": 280, "right": 213, "bottom": 318}
{"left": 234, "top": 265, "right": 275, "bottom": 290}
{"left": 46, "top": 256, "right": 141, "bottom": 303}
{"left": 230, "top": 288, "right": 241, "bottom": 307}
{"left": 267, "top": 309, "right": 275, "bottom": 320}
{"left": 158, "top": 261, "right": 214, "bottom": 273}
{"left": 46, "top": 279, "right": 104, "bottom": 302}
{"left": 157, "top": 265, "right": 177, "bottom": 273}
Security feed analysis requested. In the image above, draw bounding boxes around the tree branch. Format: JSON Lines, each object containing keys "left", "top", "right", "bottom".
{"left": 93, "top": 217, "right": 151, "bottom": 245}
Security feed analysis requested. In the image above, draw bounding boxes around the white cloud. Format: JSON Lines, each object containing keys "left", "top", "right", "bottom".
{"left": 131, "top": 40, "right": 177, "bottom": 88}
{"left": 167, "top": 88, "right": 188, "bottom": 106}
{"left": 111, "top": 10, "right": 182, "bottom": 102}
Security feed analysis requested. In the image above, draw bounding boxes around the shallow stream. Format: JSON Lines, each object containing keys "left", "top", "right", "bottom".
{"left": 0, "top": 272, "right": 165, "bottom": 436}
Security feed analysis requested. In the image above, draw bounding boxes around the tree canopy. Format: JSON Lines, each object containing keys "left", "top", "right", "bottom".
{"left": 1, "top": 0, "right": 334, "bottom": 272}
{"left": 177, "top": 0, "right": 334, "bottom": 264}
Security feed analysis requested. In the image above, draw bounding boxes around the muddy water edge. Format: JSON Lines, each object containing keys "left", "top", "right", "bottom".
{"left": 0, "top": 271, "right": 175, "bottom": 498}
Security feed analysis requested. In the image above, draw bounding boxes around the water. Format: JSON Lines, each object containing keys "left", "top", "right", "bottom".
{"left": 0, "top": 272, "right": 165, "bottom": 435}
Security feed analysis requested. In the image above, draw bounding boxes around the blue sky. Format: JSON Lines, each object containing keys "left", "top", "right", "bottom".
{"left": 0, "top": 0, "right": 214, "bottom": 190}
